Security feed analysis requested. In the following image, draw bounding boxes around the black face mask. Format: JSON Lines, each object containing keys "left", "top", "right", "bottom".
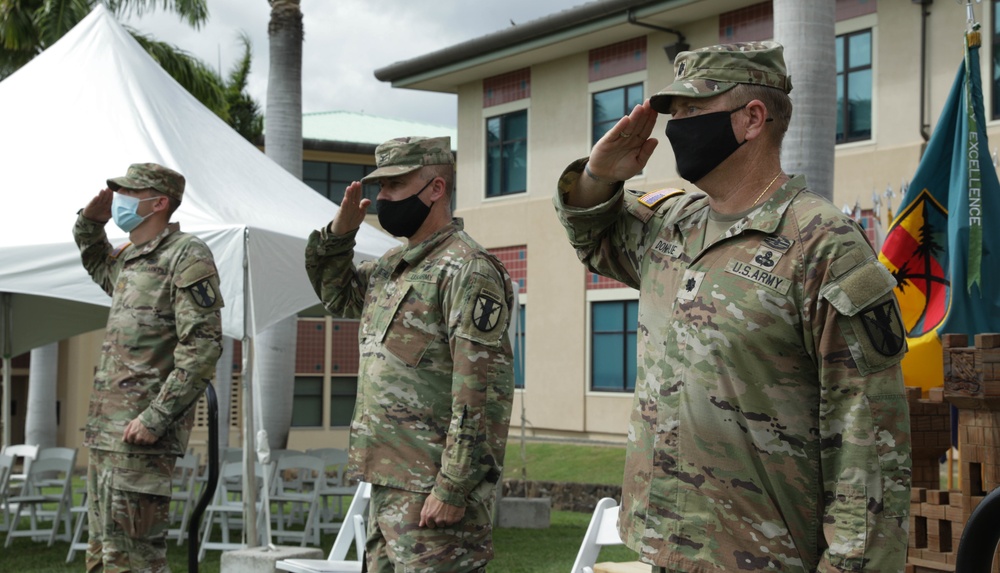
{"left": 376, "top": 177, "right": 435, "bottom": 238}
{"left": 665, "top": 104, "right": 748, "bottom": 183}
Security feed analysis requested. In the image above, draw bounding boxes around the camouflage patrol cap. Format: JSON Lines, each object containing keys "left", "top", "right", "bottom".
{"left": 650, "top": 41, "right": 793, "bottom": 114}
{"left": 361, "top": 136, "right": 454, "bottom": 183}
{"left": 107, "top": 163, "right": 185, "bottom": 202}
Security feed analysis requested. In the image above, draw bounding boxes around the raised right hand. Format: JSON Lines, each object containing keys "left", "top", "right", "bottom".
{"left": 82, "top": 188, "right": 113, "bottom": 223}
{"left": 329, "top": 181, "right": 371, "bottom": 236}
{"left": 586, "top": 99, "right": 660, "bottom": 183}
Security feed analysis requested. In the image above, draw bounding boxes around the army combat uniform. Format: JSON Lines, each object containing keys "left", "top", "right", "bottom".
{"left": 305, "top": 218, "right": 514, "bottom": 573}
{"left": 555, "top": 159, "right": 911, "bottom": 572}
{"left": 74, "top": 212, "right": 223, "bottom": 573}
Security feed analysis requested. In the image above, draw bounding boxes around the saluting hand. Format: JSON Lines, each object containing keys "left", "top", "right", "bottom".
{"left": 586, "top": 99, "right": 660, "bottom": 183}
{"left": 82, "top": 188, "right": 113, "bottom": 224}
{"left": 329, "top": 181, "right": 371, "bottom": 236}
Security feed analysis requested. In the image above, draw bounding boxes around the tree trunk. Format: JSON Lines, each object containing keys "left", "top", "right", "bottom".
{"left": 774, "top": 0, "right": 836, "bottom": 201}
{"left": 257, "top": 0, "right": 304, "bottom": 451}
{"left": 25, "top": 343, "right": 58, "bottom": 448}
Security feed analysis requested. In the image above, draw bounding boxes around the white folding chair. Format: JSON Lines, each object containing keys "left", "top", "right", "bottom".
{"left": 167, "top": 451, "right": 200, "bottom": 545}
{"left": 0, "top": 453, "right": 14, "bottom": 532}
{"left": 306, "top": 448, "right": 352, "bottom": 533}
{"left": 198, "top": 460, "right": 269, "bottom": 562}
{"left": 270, "top": 454, "right": 325, "bottom": 547}
{"left": 65, "top": 486, "right": 89, "bottom": 563}
{"left": 276, "top": 481, "right": 371, "bottom": 573}
{"left": 1, "top": 444, "right": 39, "bottom": 496}
{"left": 4, "top": 451, "right": 77, "bottom": 548}
{"left": 570, "top": 497, "right": 650, "bottom": 573}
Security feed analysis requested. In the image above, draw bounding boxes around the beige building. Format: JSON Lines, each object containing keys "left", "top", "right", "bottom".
{"left": 8, "top": 0, "right": 1000, "bottom": 465}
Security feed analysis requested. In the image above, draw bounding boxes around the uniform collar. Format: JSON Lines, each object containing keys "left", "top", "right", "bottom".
{"left": 674, "top": 174, "right": 807, "bottom": 236}
{"left": 384, "top": 218, "right": 464, "bottom": 271}
{"left": 124, "top": 222, "right": 180, "bottom": 261}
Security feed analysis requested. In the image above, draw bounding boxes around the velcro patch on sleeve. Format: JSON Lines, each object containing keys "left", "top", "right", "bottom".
{"left": 110, "top": 243, "right": 132, "bottom": 260}
{"left": 638, "top": 188, "right": 684, "bottom": 209}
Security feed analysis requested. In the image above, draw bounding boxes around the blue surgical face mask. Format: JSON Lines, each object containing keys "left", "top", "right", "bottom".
{"left": 111, "top": 193, "right": 157, "bottom": 233}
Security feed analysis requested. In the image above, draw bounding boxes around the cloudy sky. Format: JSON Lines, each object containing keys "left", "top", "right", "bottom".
{"left": 125, "top": 0, "right": 580, "bottom": 128}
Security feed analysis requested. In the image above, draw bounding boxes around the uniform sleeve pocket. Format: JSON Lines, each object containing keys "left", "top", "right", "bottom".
{"left": 869, "top": 394, "right": 911, "bottom": 519}
{"left": 825, "top": 483, "right": 868, "bottom": 571}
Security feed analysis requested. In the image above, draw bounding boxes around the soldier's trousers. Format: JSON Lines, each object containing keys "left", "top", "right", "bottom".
{"left": 86, "top": 449, "right": 176, "bottom": 573}
{"left": 366, "top": 485, "right": 494, "bottom": 573}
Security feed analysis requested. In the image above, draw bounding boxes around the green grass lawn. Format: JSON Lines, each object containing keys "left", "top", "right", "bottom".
{"left": 3, "top": 440, "right": 637, "bottom": 572}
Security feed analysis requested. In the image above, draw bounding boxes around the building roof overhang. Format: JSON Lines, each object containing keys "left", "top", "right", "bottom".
{"left": 373, "top": 0, "right": 756, "bottom": 93}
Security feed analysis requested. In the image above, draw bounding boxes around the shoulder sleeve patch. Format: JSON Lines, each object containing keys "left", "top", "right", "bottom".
{"left": 638, "top": 188, "right": 684, "bottom": 209}
{"left": 175, "top": 260, "right": 224, "bottom": 310}
{"left": 110, "top": 243, "right": 132, "bottom": 260}
{"left": 821, "top": 253, "right": 906, "bottom": 374}
{"left": 456, "top": 268, "right": 510, "bottom": 347}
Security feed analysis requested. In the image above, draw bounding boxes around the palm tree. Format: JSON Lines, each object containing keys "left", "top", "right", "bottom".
{"left": 253, "top": 0, "right": 303, "bottom": 454}
{"left": 0, "top": 0, "right": 227, "bottom": 116}
{"left": 774, "top": 0, "right": 836, "bottom": 201}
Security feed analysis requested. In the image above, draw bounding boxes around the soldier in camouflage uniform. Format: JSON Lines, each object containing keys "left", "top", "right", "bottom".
{"left": 74, "top": 163, "right": 224, "bottom": 573}
{"left": 554, "top": 43, "right": 911, "bottom": 572}
{"left": 304, "top": 136, "right": 514, "bottom": 573}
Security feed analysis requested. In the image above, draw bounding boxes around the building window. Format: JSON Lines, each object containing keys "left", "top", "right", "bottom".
{"left": 592, "top": 84, "right": 644, "bottom": 145}
{"left": 836, "top": 29, "right": 872, "bottom": 143}
{"left": 591, "top": 300, "right": 638, "bottom": 392}
{"left": 329, "top": 377, "right": 357, "bottom": 427}
{"left": 486, "top": 110, "right": 527, "bottom": 197}
{"left": 514, "top": 304, "right": 526, "bottom": 389}
{"left": 303, "top": 161, "right": 379, "bottom": 213}
{"left": 291, "top": 376, "right": 323, "bottom": 427}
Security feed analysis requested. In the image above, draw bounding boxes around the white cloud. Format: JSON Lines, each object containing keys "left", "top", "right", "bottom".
{"left": 125, "top": 0, "right": 577, "bottom": 127}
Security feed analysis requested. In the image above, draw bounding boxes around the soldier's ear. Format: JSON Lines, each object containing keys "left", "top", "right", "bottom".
{"left": 428, "top": 177, "right": 447, "bottom": 203}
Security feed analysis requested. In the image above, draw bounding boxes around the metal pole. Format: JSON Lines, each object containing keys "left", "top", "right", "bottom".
{"left": 2, "top": 293, "right": 12, "bottom": 449}
{"left": 242, "top": 228, "right": 259, "bottom": 547}
{"left": 188, "top": 383, "right": 220, "bottom": 572}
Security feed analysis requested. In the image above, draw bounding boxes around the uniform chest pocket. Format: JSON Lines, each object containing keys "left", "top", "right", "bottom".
{"left": 378, "top": 285, "right": 439, "bottom": 368}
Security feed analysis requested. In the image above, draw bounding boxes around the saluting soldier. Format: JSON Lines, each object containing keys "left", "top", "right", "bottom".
{"left": 554, "top": 42, "right": 911, "bottom": 572}
{"left": 305, "top": 136, "right": 514, "bottom": 573}
{"left": 75, "top": 163, "right": 223, "bottom": 573}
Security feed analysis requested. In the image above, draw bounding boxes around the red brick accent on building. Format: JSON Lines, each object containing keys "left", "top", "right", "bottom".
{"left": 719, "top": 2, "right": 773, "bottom": 43}
{"left": 586, "top": 269, "right": 629, "bottom": 290}
{"left": 490, "top": 245, "right": 527, "bottom": 293}
{"left": 483, "top": 68, "right": 531, "bottom": 108}
{"left": 720, "top": 1, "right": 876, "bottom": 44}
{"left": 589, "top": 36, "right": 647, "bottom": 83}
{"left": 296, "top": 319, "right": 326, "bottom": 374}
{"left": 329, "top": 319, "right": 360, "bottom": 375}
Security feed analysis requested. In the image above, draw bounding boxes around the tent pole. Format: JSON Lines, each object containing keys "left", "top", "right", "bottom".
{"left": 241, "top": 228, "right": 259, "bottom": 548}
{"left": 2, "top": 293, "right": 11, "bottom": 449}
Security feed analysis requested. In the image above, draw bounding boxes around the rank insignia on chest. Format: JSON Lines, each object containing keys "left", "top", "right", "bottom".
{"left": 472, "top": 287, "right": 503, "bottom": 332}
{"left": 188, "top": 279, "right": 218, "bottom": 308}
{"left": 861, "top": 300, "right": 905, "bottom": 356}
{"left": 676, "top": 269, "right": 705, "bottom": 302}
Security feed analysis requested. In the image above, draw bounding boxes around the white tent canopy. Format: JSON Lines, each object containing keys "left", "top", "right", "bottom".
{"left": 0, "top": 5, "right": 397, "bottom": 354}
{"left": 0, "top": 6, "right": 399, "bottom": 449}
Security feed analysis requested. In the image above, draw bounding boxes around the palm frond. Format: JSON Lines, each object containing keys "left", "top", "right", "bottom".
{"left": 103, "top": 0, "right": 208, "bottom": 29}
